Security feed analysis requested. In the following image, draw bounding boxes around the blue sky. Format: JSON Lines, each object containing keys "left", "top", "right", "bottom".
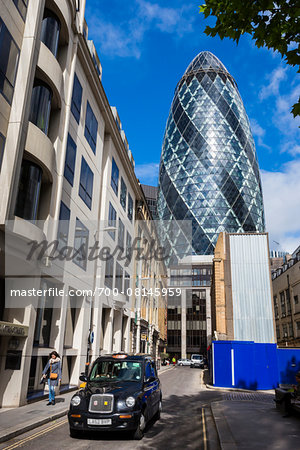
{"left": 85, "top": 0, "right": 300, "bottom": 253}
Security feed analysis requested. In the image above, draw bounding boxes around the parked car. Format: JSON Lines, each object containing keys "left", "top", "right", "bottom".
{"left": 177, "top": 358, "right": 191, "bottom": 366}
{"left": 190, "top": 354, "right": 204, "bottom": 368}
{"left": 68, "top": 353, "right": 162, "bottom": 440}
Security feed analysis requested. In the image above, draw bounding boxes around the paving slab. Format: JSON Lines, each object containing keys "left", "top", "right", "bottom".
{"left": 211, "top": 398, "right": 300, "bottom": 450}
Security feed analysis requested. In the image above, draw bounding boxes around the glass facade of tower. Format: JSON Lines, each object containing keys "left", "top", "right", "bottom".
{"left": 157, "top": 51, "right": 265, "bottom": 257}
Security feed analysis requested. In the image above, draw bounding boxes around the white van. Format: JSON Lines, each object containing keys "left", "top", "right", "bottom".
{"left": 190, "top": 354, "right": 204, "bottom": 368}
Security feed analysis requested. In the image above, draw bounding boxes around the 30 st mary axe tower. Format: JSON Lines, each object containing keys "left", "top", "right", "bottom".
{"left": 157, "top": 51, "right": 265, "bottom": 257}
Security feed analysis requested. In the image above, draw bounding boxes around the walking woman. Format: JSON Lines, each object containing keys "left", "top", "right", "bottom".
{"left": 42, "top": 351, "right": 62, "bottom": 405}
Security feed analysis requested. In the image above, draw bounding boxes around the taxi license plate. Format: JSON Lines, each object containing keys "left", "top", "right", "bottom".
{"left": 87, "top": 418, "right": 112, "bottom": 426}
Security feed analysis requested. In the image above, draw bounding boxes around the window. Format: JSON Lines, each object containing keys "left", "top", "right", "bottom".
{"left": 64, "top": 134, "right": 77, "bottom": 186}
{"left": 126, "top": 231, "right": 132, "bottom": 260}
{"left": 84, "top": 101, "right": 98, "bottom": 153}
{"left": 108, "top": 202, "right": 116, "bottom": 240}
{"left": 105, "top": 254, "right": 114, "bottom": 289}
{"left": 0, "top": 132, "right": 5, "bottom": 171}
{"left": 276, "top": 326, "right": 280, "bottom": 340}
{"left": 15, "top": 160, "right": 42, "bottom": 222}
{"left": 73, "top": 218, "right": 89, "bottom": 270}
{"left": 40, "top": 9, "right": 61, "bottom": 57}
{"left": 0, "top": 18, "right": 20, "bottom": 104}
{"left": 120, "top": 177, "right": 127, "bottom": 210}
{"left": 124, "top": 272, "right": 130, "bottom": 300}
{"left": 286, "top": 289, "right": 291, "bottom": 315}
{"left": 127, "top": 193, "right": 133, "bottom": 222}
{"left": 13, "top": 0, "right": 28, "bottom": 21}
{"left": 71, "top": 73, "right": 82, "bottom": 123}
{"left": 282, "top": 324, "right": 288, "bottom": 338}
{"left": 79, "top": 157, "right": 93, "bottom": 209}
{"left": 29, "top": 80, "right": 52, "bottom": 135}
{"left": 118, "top": 218, "right": 125, "bottom": 250}
{"left": 115, "top": 262, "right": 123, "bottom": 292}
{"left": 145, "top": 362, "right": 155, "bottom": 380}
{"left": 294, "top": 295, "right": 299, "bottom": 305}
{"left": 33, "top": 281, "right": 54, "bottom": 347}
{"left": 57, "top": 202, "right": 70, "bottom": 250}
{"left": 111, "top": 158, "right": 119, "bottom": 195}
{"left": 297, "top": 321, "right": 300, "bottom": 332}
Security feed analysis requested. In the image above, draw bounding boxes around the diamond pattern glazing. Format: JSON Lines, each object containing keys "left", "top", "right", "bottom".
{"left": 157, "top": 51, "right": 265, "bottom": 257}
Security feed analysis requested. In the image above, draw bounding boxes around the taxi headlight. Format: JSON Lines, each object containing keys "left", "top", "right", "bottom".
{"left": 71, "top": 395, "right": 81, "bottom": 406}
{"left": 125, "top": 396, "right": 135, "bottom": 408}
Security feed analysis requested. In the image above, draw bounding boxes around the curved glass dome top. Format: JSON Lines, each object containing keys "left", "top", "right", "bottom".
{"left": 184, "top": 51, "right": 228, "bottom": 75}
{"left": 157, "top": 51, "right": 265, "bottom": 259}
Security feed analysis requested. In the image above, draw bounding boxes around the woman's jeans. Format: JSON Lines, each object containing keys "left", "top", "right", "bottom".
{"left": 48, "top": 379, "right": 55, "bottom": 402}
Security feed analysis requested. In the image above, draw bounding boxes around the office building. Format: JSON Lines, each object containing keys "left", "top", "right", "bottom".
{"left": 272, "top": 246, "right": 300, "bottom": 347}
{"left": 157, "top": 51, "right": 265, "bottom": 258}
{"left": 0, "top": 0, "right": 166, "bottom": 407}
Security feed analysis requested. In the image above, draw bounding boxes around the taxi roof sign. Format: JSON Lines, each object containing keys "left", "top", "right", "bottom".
{"left": 112, "top": 354, "right": 127, "bottom": 359}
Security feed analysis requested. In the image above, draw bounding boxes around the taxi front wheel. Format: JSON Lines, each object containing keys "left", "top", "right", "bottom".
{"left": 133, "top": 413, "right": 145, "bottom": 440}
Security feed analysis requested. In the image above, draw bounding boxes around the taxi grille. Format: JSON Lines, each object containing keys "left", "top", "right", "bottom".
{"left": 89, "top": 394, "right": 114, "bottom": 413}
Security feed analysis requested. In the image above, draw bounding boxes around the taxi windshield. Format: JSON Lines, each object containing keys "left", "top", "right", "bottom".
{"left": 89, "top": 360, "right": 142, "bottom": 382}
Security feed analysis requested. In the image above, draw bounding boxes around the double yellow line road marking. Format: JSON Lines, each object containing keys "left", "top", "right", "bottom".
{"left": 3, "top": 418, "right": 68, "bottom": 450}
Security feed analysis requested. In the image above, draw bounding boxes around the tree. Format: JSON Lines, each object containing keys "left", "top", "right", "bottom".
{"left": 199, "top": 1, "right": 300, "bottom": 117}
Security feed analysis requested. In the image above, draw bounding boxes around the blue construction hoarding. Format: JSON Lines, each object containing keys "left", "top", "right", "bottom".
{"left": 212, "top": 341, "right": 300, "bottom": 390}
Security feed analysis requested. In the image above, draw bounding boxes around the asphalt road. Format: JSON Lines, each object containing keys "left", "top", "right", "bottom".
{"left": 1, "top": 367, "right": 223, "bottom": 450}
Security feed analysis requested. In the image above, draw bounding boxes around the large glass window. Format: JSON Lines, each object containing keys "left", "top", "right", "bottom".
{"left": 34, "top": 281, "right": 54, "bottom": 347}
{"left": 29, "top": 80, "right": 52, "bottom": 135}
{"left": 79, "top": 157, "right": 93, "bottom": 209}
{"left": 64, "top": 134, "right": 77, "bottom": 186}
{"left": 111, "top": 158, "right": 119, "bottom": 195}
{"left": 0, "top": 132, "right": 5, "bottom": 171}
{"left": 105, "top": 254, "right": 114, "bottom": 289}
{"left": 57, "top": 201, "right": 70, "bottom": 250}
{"left": 71, "top": 73, "right": 82, "bottom": 123}
{"left": 108, "top": 202, "right": 117, "bottom": 240}
{"left": 115, "top": 262, "right": 123, "bottom": 292}
{"left": 118, "top": 218, "right": 125, "bottom": 250}
{"left": 0, "top": 19, "right": 20, "bottom": 104}
{"left": 15, "top": 160, "right": 42, "bottom": 222}
{"left": 126, "top": 231, "right": 132, "bottom": 260}
{"left": 13, "top": 0, "right": 28, "bottom": 21}
{"left": 84, "top": 101, "right": 98, "bottom": 153}
{"left": 127, "top": 193, "right": 133, "bottom": 222}
{"left": 40, "top": 9, "right": 61, "bottom": 57}
{"left": 73, "top": 218, "right": 89, "bottom": 270}
{"left": 120, "top": 177, "right": 127, "bottom": 210}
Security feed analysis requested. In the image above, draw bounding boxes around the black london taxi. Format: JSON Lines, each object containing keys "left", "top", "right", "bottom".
{"left": 68, "top": 353, "right": 162, "bottom": 440}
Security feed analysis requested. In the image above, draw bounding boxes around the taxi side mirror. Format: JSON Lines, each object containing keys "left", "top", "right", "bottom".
{"left": 79, "top": 374, "right": 87, "bottom": 382}
{"left": 146, "top": 376, "right": 156, "bottom": 383}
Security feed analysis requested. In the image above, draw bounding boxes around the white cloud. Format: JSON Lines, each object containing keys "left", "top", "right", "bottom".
{"left": 259, "top": 66, "right": 287, "bottom": 100}
{"left": 250, "top": 118, "right": 270, "bottom": 149}
{"left": 88, "top": 1, "right": 195, "bottom": 58}
{"left": 258, "top": 64, "right": 300, "bottom": 158}
{"left": 137, "top": 0, "right": 194, "bottom": 35}
{"left": 90, "top": 19, "right": 142, "bottom": 58}
{"left": 135, "top": 162, "right": 159, "bottom": 184}
{"left": 261, "top": 160, "right": 300, "bottom": 253}
{"left": 274, "top": 83, "right": 300, "bottom": 136}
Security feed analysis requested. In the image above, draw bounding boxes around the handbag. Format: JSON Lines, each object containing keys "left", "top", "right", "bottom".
{"left": 50, "top": 364, "right": 58, "bottom": 380}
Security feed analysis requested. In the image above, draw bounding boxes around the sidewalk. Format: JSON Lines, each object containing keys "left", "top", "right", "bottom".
{"left": 211, "top": 394, "right": 300, "bottom": 449}
{"left": 0, "top": 364, "right": 172, "bottom": 443}
{"left": 0, "top": 391, "right": 74, "bottom": 443}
